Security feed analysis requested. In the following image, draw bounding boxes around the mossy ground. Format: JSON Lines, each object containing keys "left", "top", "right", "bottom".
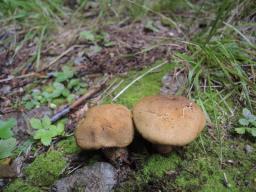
{"left": 24, "top": 150, "right": 67, "bottom": 186}
{"left": 4, "top": 150, "right": 67, "bottom": 191}
{"left": 4, "top": 179, "right": 42, "bottom": 192}
{"left": 56, "top": 136, "right": 81, "bottom": 155}
{"left": 104, "top": 64, "right": 256, "bottom": 191}
{"left": 104, "top": 61, "right": 174, "bottom": 108}
{"left": 4, "top": 62, "right": 255, "bottom": 192}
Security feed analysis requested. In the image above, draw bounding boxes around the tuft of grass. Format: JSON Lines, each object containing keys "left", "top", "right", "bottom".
{"left": 0, "top": 0, "right": 66, "bottom": 27}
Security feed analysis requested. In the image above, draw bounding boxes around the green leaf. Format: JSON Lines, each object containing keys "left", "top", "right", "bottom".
{"left": 248, "top": 115, "right": 256, "bottom": 122}
{"left": 250, "top": 121, "right": 256, "bottom": 127}
{"left": 0, "top": 138, "right": 16, "bottom": 159}
{"left": 30, "top": 118, "right": 43, "bottom": 129}
{"left": 42, "top": 116, "right": 51, "bottom": 128}
{"left": 80, "top": 31, "right": 95, "bottom": 42}
{"left": 235, "top": 127, "right": 246, "bottom": 134}
{"left": 67, "top": 79, "right": 80, "bottom": 89}
{"left": 61, "top": 88, "right": 70, "bottom": 97}
{"left": 48, "top": 82, "right": 65, "bottom": 98}
{"left": 41, "top": 134, "right": 52, "bottom": 146}
{"left": 56, "top": 122, "right": 65, "bottom": 135}
{"left": 239, "top": 118, "right": 249, "bottom": 126}
{"left": 144, "top": 20, "right": 159, "bottom": 32}
{"left": 54, "top": 66, "right": 74, "bottom": 82}
{"left": 53, "top": 82, "right": 65, "bottom": 90}
{"left": 33, "top": 129, "right": 47, "bottom": 139}
{"left": 251, "top": 128, "right": 256, "bottom": 137}
{"left": 25, "top": 101, "right": 35, "bottom": 110}
{"left": 0, "top": 118, "right": 16, "bottom": 139}
{"left": 242, "top": 108, "right": 252, "bottom": 118}
{"left": 67, "top": 94, "right": 75, "bottom": 103}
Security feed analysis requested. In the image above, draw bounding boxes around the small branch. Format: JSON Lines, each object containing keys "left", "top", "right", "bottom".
{"left": 50, "top": 81, "right": 107, "bottom": 123}
{"left": 0, "top": 72, "right": 48, "bottom": 83}
{"left": 41, "top": 45, "right": 83, "bottom": 71}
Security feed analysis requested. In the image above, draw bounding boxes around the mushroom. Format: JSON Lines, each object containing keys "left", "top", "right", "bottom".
{"left": 132, "top": 95, "right": 206, "bottom": 154}
{"left": 75, "top": 104, "right": 134, "bottom": 164}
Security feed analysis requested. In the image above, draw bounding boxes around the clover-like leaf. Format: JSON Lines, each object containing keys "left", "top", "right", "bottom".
{"left": 80, "top": 31, "right": 95, "bottom": 42}
{"left": 248, "top": 115, "right": 256, "bottom": 122}
{"left": 25, "top": 101, "right": 35, "bottom": 110}
{"left": 56, "top": 122, "right": 65, "bottom": 135}
{"left": 235, "top": 127, "right": 246, "bottom": 134}
{"left": 0, "top": 118, "right": 16, "bottom": 139}
{"left": 54, "top": 66, "right": 74, "bottom": 82}
{"left": 61, "top": 88, "right": 70, "bottom": 97}
{"left": 0, "top": 138, "right": 16, "bottom": 159}
{"left": 33, "top": 129, "right": 47, "bottom": 139}
{"left": 144, "top": 20, "right": 159, "bottom": 32}
{"left": 67, "top": 94, "right": 75, "bottom": 103}
{"left": 67, "top": 79, "right": 80, "bottom": 89}
{"left": 239, "top": 118, "right": 249, "bottom": 126}
{"left": 42, "top": 116, "right": 51, "bottom": 128}
{"left": 242, "top": 108, "right": 252, "bottom": 119}
{"left": 32, "top": 117, "right": 66, "bottom": 146}
{"left": 30, "top": 118, "right": 43, "bottom": 129}
{"left": 48, "top": 125, "right": 58, "bottom": 137}
{"left": 251, "top": 128, "right": 256, "bottom": 137}
{"left": 250, "top": 121, "right": 256, "bottom": 127}
{"left": 40, "top": 132, "right": 53, "bottom": 146}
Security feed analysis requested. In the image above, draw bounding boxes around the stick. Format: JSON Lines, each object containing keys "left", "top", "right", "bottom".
{"left": 50, "top": 83, "right": 106, "bottom": 123}
{"left": 41, "top": 45, "right": 83, "bottom": 71}
{"left": 112, "top": 61, "right": 168, "bottom": 101}
{"left": 0, "top": 72, "right": 48, "bottom": 83}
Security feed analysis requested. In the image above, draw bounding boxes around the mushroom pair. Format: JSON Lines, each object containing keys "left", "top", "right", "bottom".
{"left": 75, "top": 95, "right": 206, "bottom": 160}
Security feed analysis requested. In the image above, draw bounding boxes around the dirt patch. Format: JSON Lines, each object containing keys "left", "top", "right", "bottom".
{"left": 83, "top": 22, "right": 184, "bottom": 74}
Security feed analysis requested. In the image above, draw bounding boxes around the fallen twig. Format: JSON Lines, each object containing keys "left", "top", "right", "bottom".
{"left": 41, "top": 44, "right": 83, "bottom": 71}
{"left": 0, "top": 72, "right": 48, "bottom": 83}
{"left": 50, "top": 81, "right": 107, "bottom": 123}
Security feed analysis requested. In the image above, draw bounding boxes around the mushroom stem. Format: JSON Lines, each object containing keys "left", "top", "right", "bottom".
{"left": 101, "top": 147, "right": 129, "bottom": 165}
{"left": 153, "top": 144, "right": 173, "bottom": 154}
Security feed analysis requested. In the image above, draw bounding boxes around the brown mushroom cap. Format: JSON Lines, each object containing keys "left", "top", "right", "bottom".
{"left": 75, "top": 104, "right": 134, "bottom": 150}
{"left": 133, "top": 95, "right": 206, "bottom": 146}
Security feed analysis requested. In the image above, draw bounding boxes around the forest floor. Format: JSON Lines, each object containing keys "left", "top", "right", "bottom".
{"left": 0, "top": 0, "right": 256, "bottom": 192}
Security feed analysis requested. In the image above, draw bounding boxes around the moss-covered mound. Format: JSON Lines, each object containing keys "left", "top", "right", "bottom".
{"left": 24, "top": 151, "right": 67, "bottom": 187}
{"left": 4, "top": 179, "right": 41, "bottom": 192}
{"left": 57, "top": 136, "right": 81, "bottom": 155}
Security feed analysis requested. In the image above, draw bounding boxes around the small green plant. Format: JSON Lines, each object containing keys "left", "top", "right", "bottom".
{"left": 235, "top": 108, "right": 256, "bottom": 137}
{"left": 53, "top": 66, "right": 74, "bottom": 83}
{"left": 0, "top": 118, "right": 17, "bottom": 159}
{"left": 30, "top": 116, "right": 65, "bottom": 146}
{"left": 79, "top": 30, "right": 114, "bottom": 47}
{"left": 22, "top": 66, "right": 87, "bottom": 109}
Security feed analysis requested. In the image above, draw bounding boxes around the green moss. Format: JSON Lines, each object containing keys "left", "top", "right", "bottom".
{"left": 175, "top": 156, "right": 238, "bottom": 192}
{"left": 221, "top": 140, "right": 256, "bottom": 191}
{"left": 105, "top": 62, "right": 173, "bottom": 108}
{"left": 24, "top": 151, "right": 67, "bottom": 187}
{"left": 140, "top": 153, "right": 181, "bottom": 182}
{"left": 57, "top": 136, "right": 80, "bottom": 155}
{"left": 4, "top": 179, "right": 41, "bottom": 192}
